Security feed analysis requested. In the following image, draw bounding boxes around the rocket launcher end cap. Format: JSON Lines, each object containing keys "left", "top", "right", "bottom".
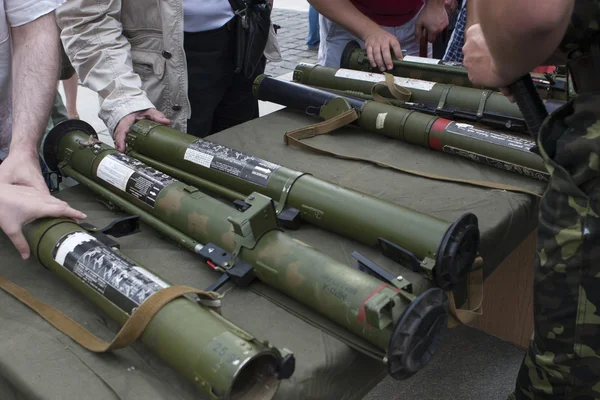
{"left": 43, "top": 119, "right": 97, "bottom": 171}
{"left": 340, "top": 40, "right": 361, "bottom": 69}
{"left": 386, "top": 288, "right": 449, "bottom": 380}
{"left": 434, "top": 213, "right": 480, "bottom": 290}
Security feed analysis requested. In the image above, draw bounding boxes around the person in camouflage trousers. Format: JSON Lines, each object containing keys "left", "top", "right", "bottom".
{"left": 463, "top": 0, "right": 600, "bottom": 398}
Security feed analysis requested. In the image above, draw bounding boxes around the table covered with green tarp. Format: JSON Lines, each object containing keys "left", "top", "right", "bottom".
{"left": 0, "top": 108, "right": 544, "bottom": 399}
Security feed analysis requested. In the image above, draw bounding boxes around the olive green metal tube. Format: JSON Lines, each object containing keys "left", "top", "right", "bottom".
{"left": 340, "top": 41, "right": 569, "bottom": 100}
{"left": 44, "top": 120, "right": 451, "bottom": 380}
{"left": 131, "top": 152, "right": 245, "bottom": 202}
{"left": 23, "top": 218, "right": 286, "bottom": 400}
{"left": 62, "top": 166, "right": 204, "bottom": 255}
{"left": 254, "top": 75, "right": 549, "bottom": 182}
{"left": 293, "top": 63, "right": 565, "bottom": 133}
{"left": 122, "top": 120, "right": 479, "bottom": 290}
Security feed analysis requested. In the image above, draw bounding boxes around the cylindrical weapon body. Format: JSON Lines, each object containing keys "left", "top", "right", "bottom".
{"left": 293, "top": 63, "right": 564, "bottom": 133}
{"left": 24, "top": 218, "right": 286, "bottom": 400}
{"left": 44, "top": 121, "right": 451, "bottom": 379}
{"left": 340, "top": 41, "right": 569, "bottom": 100}
{"left": 123, "top": 120, "right": 480, "bottom": 290}
{"left": 254, "top": 75, "right": 550, "bottom": 182}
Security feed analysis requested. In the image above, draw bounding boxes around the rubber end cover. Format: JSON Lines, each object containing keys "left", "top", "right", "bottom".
{"left": 340, "top": 40, "right": 362, "bottom": 69}
{"left": 43, "top": 119, "right": 97, "bottom": 171}
{"left": 386, "top": 288, "right": 449, "bottom": 380}
{"left": 434, "top": 213, "right": 480, "bottom": 290}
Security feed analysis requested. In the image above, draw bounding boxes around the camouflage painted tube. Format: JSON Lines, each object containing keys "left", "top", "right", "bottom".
{"left": 292, "top": 63, "right": 565, "bottom": 133}
{"left": 340, "top": 40, "right": 569, "bottom": 100}
{"left": 43, "top": 120, "right": 451, "bottom": 380}
{"left": 23, "top": 218, "right": 289, "bottom": 400}
{"left": 254, "top": 75, "right": 550, "bottom": 182}
{"left": 122, "top": 120, "right": 480, "bottom": 290}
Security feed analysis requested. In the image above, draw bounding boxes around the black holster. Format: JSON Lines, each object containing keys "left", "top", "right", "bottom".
{"left": 228, "top": 0, "right": 272, "bottom": 79}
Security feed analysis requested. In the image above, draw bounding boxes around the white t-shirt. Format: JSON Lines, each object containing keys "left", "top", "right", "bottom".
{"left": 183, "top": 0, "right": 235, "bottom": 33}
{"left": 0, "top": 0, "right": 65, "bottom": 160}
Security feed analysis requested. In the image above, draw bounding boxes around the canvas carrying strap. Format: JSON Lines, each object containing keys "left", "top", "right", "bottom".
{"left": 0, "top": 275, "right": 221, "bottom": 353}
{"left": 447, "top": 257, "right": 484, "bottom": 328}
{"left": 283, "top": 109, "right": 543, "bottom": 198}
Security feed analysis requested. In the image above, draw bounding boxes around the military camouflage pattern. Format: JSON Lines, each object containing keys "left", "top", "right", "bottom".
{"left": 511, "top": 2, "right": 600, "bottom": 398}
{"left": 548, "top": 0, "right": 600, "bottom": 64}
{"left": 50, "top": 127, "right": 435, "bottom": 355}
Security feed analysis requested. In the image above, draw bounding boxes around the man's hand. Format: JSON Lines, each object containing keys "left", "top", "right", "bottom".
{"left": 0, "top": 150, "right": 48, "bottom": 193}
{"left": 113, "top": 108, "right": 170, "bottom": 152}
{"left": 416, "top": 0, "right": 449, "bottom": 43}
{"left": 462, "top": 24, "right": 507, "bottom": 88}
{"left": 0, "top": 184, "right": 86, "bottom": 260}
{"left": 364, "top": 28, "right": 404, "bottom": 71}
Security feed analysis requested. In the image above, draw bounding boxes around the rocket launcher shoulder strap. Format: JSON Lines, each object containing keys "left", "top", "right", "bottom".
{"left": 0, "top": 275, "right": 221, "bottom": 353}
{"left": 282, "top": 98, "right": 544, "bottom": 199}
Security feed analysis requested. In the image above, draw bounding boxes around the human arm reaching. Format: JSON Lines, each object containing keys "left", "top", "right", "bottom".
{"left": 308, "top": 0, "right": 403, "bottom": 71}
{"left": 56, "top": 0, "right": 169, "bottom": 152}
{"left": 463, "top": 0, "right": 574, "bottom": 89}
{"left": 415, "top": 0, "right": 449, "bottom": 44}
{"left": 0, "top": 12, "right": 61, "bottom": 192}
{"left": 0, "top": 184, "right": 86, "bottom": 260}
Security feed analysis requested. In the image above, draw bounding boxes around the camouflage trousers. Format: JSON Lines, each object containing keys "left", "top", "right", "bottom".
{"left": 513, "top": 92, "right": 600, "bottom": 399}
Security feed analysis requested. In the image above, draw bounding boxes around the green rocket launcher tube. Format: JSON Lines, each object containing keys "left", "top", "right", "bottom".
{"left": 22, "top": 218, "right": 289, "bottom": 400}
{"left": 43, "top": 120, "right": 452, "bottom": 380}
{"left": 339, "top": 40, "right": 569, "bottom": 100}
{"left": 292, "top": 63, "right": 565, "bottom": 134}
{"left": 121, "top": 120, "right": 480, "bottom": 291}
{"left": 253, "top": 74, "right": 550, "bottom": 182}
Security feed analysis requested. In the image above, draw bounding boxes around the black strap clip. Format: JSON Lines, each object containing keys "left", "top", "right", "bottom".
{"left": 199, "top": 243, "right": 255, "bottom": 292}
{"left": 81, "top": 215, "right": 141, "bottom": 249}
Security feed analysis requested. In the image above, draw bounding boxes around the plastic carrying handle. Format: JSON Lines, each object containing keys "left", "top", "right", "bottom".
{"left": 508, "top": 74, "right": 549, "bottom": 138}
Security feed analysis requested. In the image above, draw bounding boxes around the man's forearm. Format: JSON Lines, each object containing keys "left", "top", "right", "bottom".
{"left": 307, "top": 0, "right": 379, "bottom": 41}
{"left": 10, "top": 13, "right": 61, "bottom": 156}
{"left": 475, "top": 0, "right": 574, "bottom": 82}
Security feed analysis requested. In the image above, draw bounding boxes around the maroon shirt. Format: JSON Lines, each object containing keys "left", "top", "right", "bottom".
{"left": 350, "top": 0, "right": 424, "bottom": 27}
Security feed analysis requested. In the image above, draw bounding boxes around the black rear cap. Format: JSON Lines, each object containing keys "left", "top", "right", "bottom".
{"left": 43, "top": 119, "right": 97, "bottom": 171}
{"left": 434, "top": 213, "right": 480, "bottom": 290}
{"left": 386, "top": 288, "right": 449, "bottom": 380}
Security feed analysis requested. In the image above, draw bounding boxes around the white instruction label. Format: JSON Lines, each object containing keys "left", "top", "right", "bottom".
{"left": 182, "top": 139, "right": 281, "bottom": 187}
{"left": 183, "top": 149, "right": 214, "bottom": 168}
{"left": 96, "top": 155, "right": 134, "bottom": 191}
{"left": 403, "top": 56, "right": 440, "bottom": 65}
{"left": 54, "top": 231, "right": 96, "bottom": 266}
{"left": 53, "top": 231, "right": 171, "bottom": 315}
{"left": 376, "top": 113, "right": 388, "bottom": 129}
{"left": 334, "top": 68, "right": 435, "bottom": 91}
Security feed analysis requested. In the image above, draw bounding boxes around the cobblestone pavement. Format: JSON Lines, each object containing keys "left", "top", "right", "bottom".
{"left": 265, "top": 8, "right": 318, "bottom": 77}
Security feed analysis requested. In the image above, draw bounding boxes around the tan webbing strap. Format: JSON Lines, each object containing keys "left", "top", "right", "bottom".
{"left": 447, "top": 257, "right": 484, "bottom": 328}
{"left": 0, "top": 275, "right": 221, "bottom": 353}
{"left": 370, "top": 73, "right": 412, "bottom": 104}
{"left": 284, "top": 108, "right": 359, "bottom": 151}
{"left": 284, "top": 120, "right": 544, "bottom": 198}
{"left": 383, "top": 72, "right": 412, "bottom": 101}
{"left": 371, "top": 84, "right": 394, "bottom": 105}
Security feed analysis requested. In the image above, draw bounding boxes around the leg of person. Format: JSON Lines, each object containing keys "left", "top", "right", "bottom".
{"left": 184, "top": 22, "right": 234, "bottom": 138}
{"left": 512, "top": 93, "right": 600, "bottom": 400}
{"left": 209, "top": 23, "right": 266, "bottom": 135}
{"left": 319, "top": 16, "right": 364, "bottom": 68}
{"left": 62, "top": 73, "right": 79, "bottom": 119}
{"left": 317, "top": 14, "right": 330, "bottom": 65}
{"left": 307, "top": 6, "right": 320, "bottom": 50}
